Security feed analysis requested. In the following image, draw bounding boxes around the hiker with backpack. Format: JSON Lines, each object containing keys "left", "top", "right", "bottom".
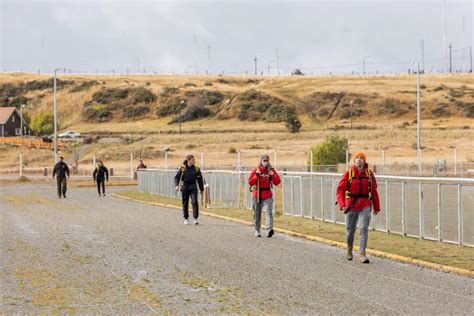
{"left": 52, "top": 156, "right": 70, "bottom": 199}
{"left": 93, "top": 160, "right": 109, "bottom": 197}
{"left": 248, "top": 154, "right": 281, "bottom": 238}
{"left": 336, "top": 151, "right": 380, "bottom": 263}
{"left": 174, "top": 155, "right": 204, "bottom": 225}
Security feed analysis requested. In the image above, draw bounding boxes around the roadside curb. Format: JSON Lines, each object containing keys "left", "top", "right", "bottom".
{"left": 112, "top": 193, "right": 474, "bottom": 278}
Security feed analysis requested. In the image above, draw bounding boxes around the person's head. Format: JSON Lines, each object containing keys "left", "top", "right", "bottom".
{"left": 260, "top": 154, "right": 270, "bottom": 169}
{"left": 353, "top": 151, "right": 367, "bottom": 168}
{"left": 59, "top": 156, "right": 64, "bottom": 162}
{"left": 98, "top": 160, "right": 104, "bottom": 167}
{"left": 186, "top": 154, "right": 195, "bottom": 166}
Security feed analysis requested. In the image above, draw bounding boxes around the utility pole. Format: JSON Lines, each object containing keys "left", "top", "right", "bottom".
{"left": 254, "top": 57, "right": 258, "bottom": 75}
{"left": 470, "top": 46, "right": 473, "bottom": 73}
{"left": 275, "top": 49, "right": 280, "bottom": 75}
{"left": 362, "top": 56, "right": 370, "bottom": 75}
{"left": 208, "top": 45, "right": 211, "bottom": 75}
{"left": 443, "top": 0, "right": 448, "bottom": 73}
{"left": 53, "top": 68, "right": 61, "bottom": 164}
{"left": 179, "top": 100, "right": 184, "bottom": 134}
{"left": 20, "top": 104, "right": 25, "bottom": 177}
{"left": 449, "top": 43, "right": 452, "bottom": 73}
{"left": 412, "top": 62, "right": 422, "bottom": 175}
{"left": 420, "top": 40, "right": 425, "bottom": 73}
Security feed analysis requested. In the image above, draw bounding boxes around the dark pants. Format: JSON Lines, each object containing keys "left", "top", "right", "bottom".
{"left": 97, "top": 178, "right": 105, "bottom": 195}
{"left": 182, "top": 187, "right": 199, "bottom": 219}
{"left": 56, "top": 177, "right": 67, "bottom": 197}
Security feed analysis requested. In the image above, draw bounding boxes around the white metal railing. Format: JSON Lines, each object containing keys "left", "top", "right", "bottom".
{"left": 138, "top": 169, "right": 474, "bottom": 247}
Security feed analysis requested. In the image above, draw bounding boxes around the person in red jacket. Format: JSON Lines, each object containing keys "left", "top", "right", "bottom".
{"left": 336, "top": 151, "right": 380, "bottom": 263}
{"left": 248, "top": 154, "right": 281, "bottom": 238}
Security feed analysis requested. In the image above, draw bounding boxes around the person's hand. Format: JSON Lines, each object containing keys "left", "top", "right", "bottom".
{"left": 255, "top": 169, "right": 261, "bottom": 175}
{"left": 268, "top": 169, "right": 274, "bottom": 176}
{"left": 374, "top": 210, "right": 380, "bottom": 216}
{"left": 340, "top": 206, "right": 346, "bottom": 212}
{"left": 175, "top": 186, "right": 180, "bottom": 192}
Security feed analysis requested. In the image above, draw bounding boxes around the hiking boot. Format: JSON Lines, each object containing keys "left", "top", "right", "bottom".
{"left": 63, "top": 194, "right": 66, "bottom": 199}
{"left": 360, "top": 250, "right": 370, "bottom": 263}
{"left": 103, "top": 193, "right": 106, "bottom": 197}
{"left": 346, "top": 245, "right": 353, "bottom": 261}
{"left": 267, "top": 229, "right": 274, "bottom": 238}
{"left": 184, "top": 219, "right": 190, "bottom": 225}
{"left": 255, "top": 231, "right": 261, "bottom": 238}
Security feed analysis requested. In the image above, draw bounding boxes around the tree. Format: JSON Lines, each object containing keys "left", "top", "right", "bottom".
{"left": 291, "top": 68, "right": 305, "bottom": 76}
{"left": 30, "top": 112, "right": 55, "bottom": 136}
{"left": 309, "top": 135, "right": 348, "bottom": 166}
{"left": 284, "top": 113, "right": 302, "bottom": 133}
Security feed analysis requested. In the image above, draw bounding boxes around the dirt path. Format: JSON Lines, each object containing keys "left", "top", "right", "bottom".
{"left": 1, "top": 184, "right": 473, "bottom": 314}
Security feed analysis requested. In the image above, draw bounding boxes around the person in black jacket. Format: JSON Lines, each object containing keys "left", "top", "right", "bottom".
{"left": 52, "top": 156, "right": 70, "bottom": 198}
{"left": 93, "top": 160, "right": 109, "bottom": 197}
{"left": 174, "top": 155, "right": 204, "bottom": 225}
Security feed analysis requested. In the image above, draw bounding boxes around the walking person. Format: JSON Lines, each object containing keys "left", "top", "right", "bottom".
{"left": 248, "top": 154, "right": 281, "bottom": 238}
{"left": 93, "top": 160, "right": 109, "bottom": 197}
{"left": 52, "top": 156, "right": 70, "bottom": 199}
{"left": 336, "top": 151, "right": 380, "bottom": 263}
{"left": 175, "top": 155, "right": 204, "bottom": 225}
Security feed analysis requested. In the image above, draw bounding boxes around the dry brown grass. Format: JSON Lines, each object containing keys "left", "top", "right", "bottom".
{"left": 0, "top": 73, "right": 472, "bottom": 170}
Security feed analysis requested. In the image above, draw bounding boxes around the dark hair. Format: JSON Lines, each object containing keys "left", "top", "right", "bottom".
{"left": 183, "top": 159, "right": 188, "bottom": 166}
{"left": 186, "top": 154, "right": 194, "bottom": 161}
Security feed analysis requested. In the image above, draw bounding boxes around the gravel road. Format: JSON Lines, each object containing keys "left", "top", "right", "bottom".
{"left": 1, "top": 184, "right": 473, "bottom": 314}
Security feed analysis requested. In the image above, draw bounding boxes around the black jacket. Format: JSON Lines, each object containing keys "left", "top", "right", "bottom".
{"left": 53, "top": 161, "right": 70, "bottom": 179}
{"left": 174, "top": 165, "right": 204, "bottom": 191}
{"left": 93, "top": 166, "right": 109, "bottom": 181}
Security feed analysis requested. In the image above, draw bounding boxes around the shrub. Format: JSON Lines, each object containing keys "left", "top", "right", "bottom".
{"left": 292, "top": 68, "right": 304, "bottom": 75}
{"left": 160, "top": 86, "right": 180, "bottom": 96}
{"left": 169, "top": 104, "right": 211, "bottom": 123}
{"left": 204, "top": 81, "right": 213, "bottom": 86}
{"left": 92, "top": 88, "right": 129, "bottom": 104}
{"left": 431, "top": 104, "right": 450, "bottom": 117}
{"left": 229, "top": 147, "right": 237, "bottom": 154}
{"left": 284, "top": 113, "right": 302, "bottom": 133}
{"left": 9, "top": 96, "right": 29, "bottom": 108}
{"left": 70, "top": 80, "right": 98, "bottom": 93}
{"left": 30, "top": 112, "right": 55, "bottom": 136}
{"left": 433, "top": 85, "right": 445, "bottom": 91}
{"left": 122, "top": 105, "right": 150, "bottom": 119}
{"left": 0, "top": 83, "right": 22, "bottom": 98}
{"left": 132, "top": 87, "right": 156, "bottom": 104}
{"left": 308, "top": 135, "right": 348, "bottom": 165}
{"left": 156, "top": 100, "right": 186, "bottom": 117}
{"left": 184, "top": 82, "right": 197, "bottom": 87}
{"left": 84, "top": 104, "right": 112, "bottom": 122}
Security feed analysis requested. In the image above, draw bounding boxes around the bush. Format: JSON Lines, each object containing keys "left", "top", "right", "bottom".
{"left": 309, "top": 135, "right": 348, "bottom": 165}
{"left": 156, "top": 100, "right": 186, "bottom": 117}
{"left": 122, "top": 106, "right": 150, "bottom": 119}
{"left": 70, "top": 80, "right": 98, "bottom": 93}
{"left": 9, "top": 96, "right": 29, "bottom": 108}
{"left": 184, "top": 82, "right": 197, "bottom": 87}
{"left": 433, "top": 85, "right": 445, "bottom": 91}
{"left": 30, "top": 112, "right": 55, "bottom": 136}
{"left": 92, "top": 88, "right": 130, "bottom": 104}
{"left": 160, "top": 86, "right": 180, "bottom": 96}
{"left": 169, "top": 104, "right": 211, "bottom": 123}
{"left": 431, "top": 103, "right": 450, "bottom": 117}
{"left": 204, "top": 81, "right": 213, "bottom": 86}
{"left": 0, "top": 83, "right": 22, "bottom": 98}
{"left": 132, "top": 87, "right": 156, "bottom": 104}
{"left": 284, "top": 113, "right": 302, "bottom": 133}
{"left": 24, "top": 78, "right": 73, "bottom": 91}
{"left": 229, "top": 147, "right": 237, "bottom": 154}
{"left": 292, "top": 68, "right": 305, "bottom": 75}
{"left": 266, "top": 104, "right": 295, "bottom": 123}
{"left": 84, "top": 104, "right": 112, "bottom": 122}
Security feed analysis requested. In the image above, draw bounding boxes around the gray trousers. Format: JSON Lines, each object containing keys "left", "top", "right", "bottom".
{"left": 252, "top": 197, "right": 273, "bottom": 233}
{"left": 345, "top": 207, "right": 372, "bottom": 252}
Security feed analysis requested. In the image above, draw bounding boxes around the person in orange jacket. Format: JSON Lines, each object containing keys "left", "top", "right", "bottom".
{"left": 248, "top": 154, "right": 281, "bottom": 238}
{"left": 336, "top": 151, "right": 380, "bottom": 263}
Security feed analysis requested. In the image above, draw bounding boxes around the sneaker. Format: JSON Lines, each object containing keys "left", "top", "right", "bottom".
{"left": 58, "top": 196, "right": 61, "bottom": 199}
{"left": 63, "top": 195, "right": 66, "bottom": 198}
{"left": 103, "top": 193, "right": 106, "bottom": 197}
{"left": 184, "top": 219, "right": 190, "bottom": 225}
{"left": 346, "top": 246, "right": 353, "bottom": 261}
{"left": 267, "top": 229, "right": 274, "bottom": 238}
{"left": 360, "top": 251, "right": 370, "bottom": 263}
{"left": 194, "top": 219, "right": 199, "bottom": 225}
{"left": 254, "top": 231, "right": 261, "bottom": 238}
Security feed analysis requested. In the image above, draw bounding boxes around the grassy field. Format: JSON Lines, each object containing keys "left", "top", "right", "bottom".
{"left": 0, "top": 73, "right": 473, "bottom": 171}
{"left": 115, "top": 189, "right": 474, "bottom": 272}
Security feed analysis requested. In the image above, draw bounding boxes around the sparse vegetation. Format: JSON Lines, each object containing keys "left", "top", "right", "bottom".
{"left": 30, "top": 112, "right": 55, "bottom": 136}
{"left": 70, "top": 80, "right": 98, "bottom": 93}
{"left": 308, "top": 135, "right": 348, "bottom": 166}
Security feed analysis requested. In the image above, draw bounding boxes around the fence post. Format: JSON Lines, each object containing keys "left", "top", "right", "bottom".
{"left": 321, "top": 177, "right": 325, "bottom": 221}
{"left": 165, "top": 151, "right": 168, "bottom": 170}
{"left": 345, "top": 149, "right": 349, "bottom": 170}
{"left": 300, "top": 177, "right": 304, "bottom": 217}
{"left": 130, "top": 152, "right": 133, "bottom": 180}
{"left": 386, "top": 181, "right": 390, "bottom": 233}
{"left": 458, "top": 184, "right": 462, "bottom": 245}
{"left": 381, "top": 148, "right": 385, "bottom": 175}
{"left": 438, "top": 183, "right": 442, "bottom": 242}
{"left": 19, "top": 152, "right": 23, "bottom": 177}
{"left": 290, "top": 177, "right": 294, "bottom": 215}
{"left": 201, "top": 152, "right": 204, "bottom": 170}
{"left": 419, "top": 182, "right": 423, "bottom": 240}
{"left": 310, "top": 150, "right": 314, "bottom": 173}
{"left": 402, "top": 181, "right": 406, "bottom": 236}
{"left": 332, "top": 178, "right": 336, "bottom": 224}
{"left": 454, "top": 147, "right": 457, "bottom": 176}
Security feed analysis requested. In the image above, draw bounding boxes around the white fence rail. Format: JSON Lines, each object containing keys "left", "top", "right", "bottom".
{"left": 138, "top": 169, "right": 474, "bottom": 247}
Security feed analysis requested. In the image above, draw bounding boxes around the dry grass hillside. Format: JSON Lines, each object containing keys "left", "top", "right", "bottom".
{"left": 0, "top": 73, "right": 473, "bottom": 172}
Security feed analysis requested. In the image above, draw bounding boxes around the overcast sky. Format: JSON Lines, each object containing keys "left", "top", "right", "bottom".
{"left": 0, "top": 0, "right": 472, "bottom": 75}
